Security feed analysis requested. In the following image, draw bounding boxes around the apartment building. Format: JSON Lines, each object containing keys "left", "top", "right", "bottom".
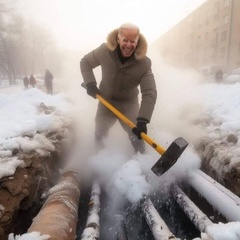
{"left": 154, "top": 0, "right": 240, "bottom": 73}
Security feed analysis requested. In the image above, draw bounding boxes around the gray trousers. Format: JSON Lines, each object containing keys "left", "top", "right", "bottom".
{"left": 95, "top": 100, "right": 145, "bottom": 153}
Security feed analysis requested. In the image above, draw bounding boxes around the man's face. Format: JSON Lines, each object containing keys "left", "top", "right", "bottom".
{"left": 118, "top": 28, "right": 139, "bottom": 57}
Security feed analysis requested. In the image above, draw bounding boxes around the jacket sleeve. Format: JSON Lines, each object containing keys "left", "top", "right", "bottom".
{"left": 80, "top": 44, "right": 104, "bottom": 86}
{"left": 138, "top": 61, "right": 157, "bottom": 122}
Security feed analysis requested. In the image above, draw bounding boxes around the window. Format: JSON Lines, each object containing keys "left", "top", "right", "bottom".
{"left": 214, "top": 2, "right": 219, "bottom": 20}
{"left": 214, "top": 29, "right": 219, "bottom": 43}
{"left": 238, "top": 43, "right": 240, "bottom": 54}
{"left": 205, "top": 32, "right": 209, "bottom": 40}
{"left": 198, "top": 17, "right": 202, "bottom": 27}
{"left": 224, "top": 0, "right": 229, "bottom": 7}
{"left": 223, "top": 15, "right": 229, "bottom": 24}
{"left": 206, "top": 11, "right": 210, "bottom": 24}
{"left": 197, "top": 35, "right": 201, "bottom": 45}
{"left": 221, "top": 31, "right": 227, "bottom": 41}
{"left": 221, "top": 47, "right": 225, "bottom": 57}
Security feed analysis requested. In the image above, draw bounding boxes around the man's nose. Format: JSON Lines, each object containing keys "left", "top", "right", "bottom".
{"left": 126, "top": 41, "right": 132, "bottom": 47}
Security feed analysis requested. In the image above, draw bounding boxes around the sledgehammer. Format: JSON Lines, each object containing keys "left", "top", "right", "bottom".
{"left": 82, "top": 84, "right": 188, "bottom": 176}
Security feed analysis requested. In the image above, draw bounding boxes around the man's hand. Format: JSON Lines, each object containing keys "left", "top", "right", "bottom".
{"left": 132, "top": 118, "right": 148, "bottom": 140}
{"left": 86, "top": 83, "right": 101, "bottom": 99}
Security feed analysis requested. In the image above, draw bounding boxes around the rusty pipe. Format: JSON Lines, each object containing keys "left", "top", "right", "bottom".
{"left": 27, "top": 171, "right": 81, "bottom": 240}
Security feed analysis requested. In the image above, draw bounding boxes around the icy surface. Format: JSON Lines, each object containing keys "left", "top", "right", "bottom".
{"left": 189, "top": 170, "right": 240, "bottom": 221}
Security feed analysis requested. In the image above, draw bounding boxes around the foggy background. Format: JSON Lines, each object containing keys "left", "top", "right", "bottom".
{"left": 0, "top": 0, "right": 208, "bottom": 166}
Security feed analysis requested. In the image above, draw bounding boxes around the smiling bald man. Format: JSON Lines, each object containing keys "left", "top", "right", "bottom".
{"left": 80, "top": 23, "right": 157, "bottom": 153}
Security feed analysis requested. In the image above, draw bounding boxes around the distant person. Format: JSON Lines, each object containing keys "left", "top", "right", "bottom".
{"left": 29, "top": 74, "right": 36, "bottom": 88}
{"left": 44, "top": 69, "right": 54, "bottom": 95}
{"left": 23, "top": 76, "right": 29, "bottom": 90}
{"left": 215, "top": 68, "right": 223, "bottom": 82}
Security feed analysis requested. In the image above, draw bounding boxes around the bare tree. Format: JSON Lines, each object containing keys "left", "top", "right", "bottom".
{"left": 13, "top": 15, "right": 53, "bottom": 76}
{"left": 0, "top": 1, "right": 60, "bottom": 84}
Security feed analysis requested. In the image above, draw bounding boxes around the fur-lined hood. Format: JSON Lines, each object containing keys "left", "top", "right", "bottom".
{"left": 106, "top": 29, "right": 148, "bottom": 60}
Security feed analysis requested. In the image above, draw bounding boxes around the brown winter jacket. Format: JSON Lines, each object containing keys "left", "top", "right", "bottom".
{"left": 80, "top": 29, "right": 157, "bottom": 122}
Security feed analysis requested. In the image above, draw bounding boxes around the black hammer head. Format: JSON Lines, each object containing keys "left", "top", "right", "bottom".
{"left": 151, "top": 137, "right": 188, "bottom": 176}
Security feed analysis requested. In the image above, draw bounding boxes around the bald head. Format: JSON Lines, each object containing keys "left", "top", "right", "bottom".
{"left": 118, "top": 23, "right": 140, "bottom": 35}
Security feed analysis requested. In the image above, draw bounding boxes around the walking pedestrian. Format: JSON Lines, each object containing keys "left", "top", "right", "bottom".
{"left": 44, "top": 69, "right": 54, "bottom": 95}
{"left": 23, "top": 76, "right": 29, "bottom": 90}
{"left": 29, "top": 74, "right": 36, "bottom": 88}
{"left": 215, "top": 68, "right": 223, "bottom": 83}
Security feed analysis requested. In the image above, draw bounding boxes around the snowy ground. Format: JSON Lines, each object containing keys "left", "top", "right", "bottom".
{"left": 1, "top": 73, "right": 240, "bottom": 239}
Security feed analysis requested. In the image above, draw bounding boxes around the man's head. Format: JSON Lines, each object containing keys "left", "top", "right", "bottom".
{"left": 117, "top": 23, "right": 140, "bottom": 57}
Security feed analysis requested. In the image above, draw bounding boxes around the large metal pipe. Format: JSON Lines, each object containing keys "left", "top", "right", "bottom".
{"left": 81, "top": 180, "right": 101, "bottom": 240}
{"left": 27, "top": 170, "right": 80, "bottom": 240}
{"left": 189, "top": 170, "right": 240, "bottom": 221}
{"left": 140, "top": 196, "right": 176, "bottom": 240}
{"left": 170, "top": 184, "right": 213, "bottom": 232}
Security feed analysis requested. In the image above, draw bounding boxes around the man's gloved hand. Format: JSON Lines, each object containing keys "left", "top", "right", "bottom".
{"left": 132, "top": 118, "right": 149, "bottom": 140}
{"left": 86, "top": 83, "right": 101, "bottom": 99}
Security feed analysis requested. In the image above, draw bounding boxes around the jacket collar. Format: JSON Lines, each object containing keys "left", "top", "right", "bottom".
{"left": 106, "top": 29, "right": 148, "bottom": 60}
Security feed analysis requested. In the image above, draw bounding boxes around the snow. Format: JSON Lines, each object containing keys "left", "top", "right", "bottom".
{"left": 0, "top": 87, "right": 73, "bottom": 179}
{"left": 225, "top": 75, "right": 240, "bottom": 84}
{"left": 206, "top": 222, "right": 240, "bottom": 240}
{"left": 81, "top": 228, "right": 99, "bottom": 240}
{"left": 112, "top": 159, "right": 150, "bottom": 203}
{"left": 8, "top": 232, "right": 50, "bottom": 240}
{"left": 1, "top": 72, "right": 240, "bottom": 239}
{"left": 0, "top": 157, "right": 25, "bottom": 179}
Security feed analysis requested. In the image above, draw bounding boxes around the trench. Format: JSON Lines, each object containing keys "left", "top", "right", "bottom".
{"left": 75, "top": 180, "right": 228, "bottom": 240}
{"left": 10, "top": 201, "right": 43, "bottom": 236}
{"left": 2, "top": 153, "right": 239, "bottom": 240}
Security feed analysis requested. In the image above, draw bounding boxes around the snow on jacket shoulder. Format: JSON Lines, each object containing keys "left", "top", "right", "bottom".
{"left": 80, "top": 28, "right": 157, "bottom": 122}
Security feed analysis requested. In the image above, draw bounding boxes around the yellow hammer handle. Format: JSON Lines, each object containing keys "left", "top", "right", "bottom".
{"left": 96, "top": 94, "right": 166, "bottom": 155}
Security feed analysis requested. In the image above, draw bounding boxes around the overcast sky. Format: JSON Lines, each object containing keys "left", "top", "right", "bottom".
{"left": 16, "top": 0, "right": 207, "bottom": 51}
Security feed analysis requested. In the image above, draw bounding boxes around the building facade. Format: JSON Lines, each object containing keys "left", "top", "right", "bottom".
{"left": 154, "top": 0, "right": 240, "bottom": 73}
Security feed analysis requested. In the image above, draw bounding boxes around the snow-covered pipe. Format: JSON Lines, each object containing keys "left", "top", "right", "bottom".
{"left": 27, "top": 171, "right": 80, "bottom": 240}
{"left": 170, "top": 184, "right": 213, "bottom": 232}
{"left": 189, "top": 170, "right": 240, "bottom": 222}
{"left": 115, "top": 214, "right": 128, "bottom": 240}
{"left": 81, "top": 180, "right": 101, "bottom": 240}
{"left": 140, "top": 196, "right": 176, "bottom": 240}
